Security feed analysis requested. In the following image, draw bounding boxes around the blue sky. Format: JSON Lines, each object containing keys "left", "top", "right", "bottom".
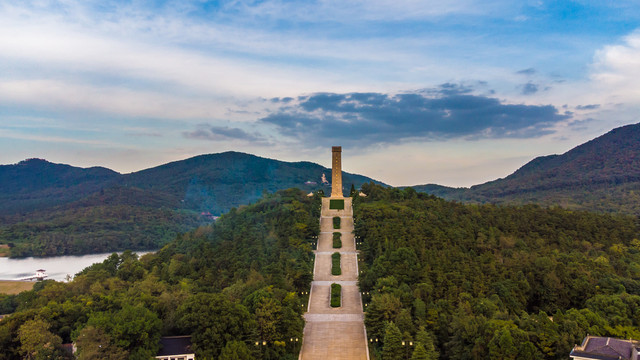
{"left": 1, "top": 0, "right": 639, "bottom": 186}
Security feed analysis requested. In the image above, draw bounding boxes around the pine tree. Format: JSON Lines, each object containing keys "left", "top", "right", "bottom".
{"left": 382, "top": 322, "right": 403, "bottom": 360}
{"left": 411, "top": 344, "right": 429, "bottom": 360}
{"left": 415, "top": 327, "right": 439, "bottom": 360}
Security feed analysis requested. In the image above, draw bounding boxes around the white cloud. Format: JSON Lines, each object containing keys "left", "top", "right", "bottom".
{"left": 237, "top": 0, "right": 500, "bottom": 22}
{"left": 591, "top": 30, "right": 640, "bottom": 102}
{"left": 0, "top": 1, "right": 518, "bottom": 121}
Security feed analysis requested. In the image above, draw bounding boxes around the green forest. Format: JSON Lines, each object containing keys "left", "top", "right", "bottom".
{"left": 0, "top": 153, "right": 381, "bottom": 258}
{"left": 0, "top": 204, "right": 202, "bottom": 257}
{"left": 355, "top": 183, "right": 640, "bottom": 359}
{"left": 0, "top": 189, "right": 319, "bottom": 359}
{"left": 2, "top": 184, "right": 640, "bottom": 359}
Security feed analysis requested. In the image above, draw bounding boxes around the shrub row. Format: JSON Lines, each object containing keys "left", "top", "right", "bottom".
{"left": 333, "top": 232, "right": 342, "bottom": 248}
{"left": 331, "top": 252, "right": 341, "bottom": 276}
{"left": 333, "top": 216, "right": 341, "bottom": 229}
{"left": 330, "top": 283, "right": 341, "bottom": 307}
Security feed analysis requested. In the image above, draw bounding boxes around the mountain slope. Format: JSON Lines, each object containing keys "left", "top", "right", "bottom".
{"left": 412, "top": 123, "right": 640, "bottom": 214}
{"left": 123, "top": 151, "right": 379, "bottom": 214}
{"left": 473, "top": 123, "right": 640, "bottom": 195}
{"left": 0, "top": 158, "right": 119, "bottom": 215}
{"left": 0, "top": 152, "right": 382, "bottom": 256}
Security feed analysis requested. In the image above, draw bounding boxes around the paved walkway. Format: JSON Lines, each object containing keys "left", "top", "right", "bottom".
{"left": 300, "top": 197, "right": 369, "bottom": 360}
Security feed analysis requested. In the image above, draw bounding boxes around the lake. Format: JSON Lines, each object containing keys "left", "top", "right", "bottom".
{"left": 0, "top": 251, "right": 154, "bottom": 282}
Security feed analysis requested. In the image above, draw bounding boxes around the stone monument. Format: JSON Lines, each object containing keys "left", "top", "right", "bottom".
{"left": 331, "top": 146, "right": 343, "bottom": 198}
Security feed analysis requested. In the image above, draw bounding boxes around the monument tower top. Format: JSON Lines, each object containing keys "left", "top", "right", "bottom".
{"left": 331, "top": 147, "right": 343, "bottom": 198}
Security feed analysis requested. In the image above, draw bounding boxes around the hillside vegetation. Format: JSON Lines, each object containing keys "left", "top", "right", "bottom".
{"left": 356, "top": 183, "right": 640, "bottom": 360}
{"left": 3, "top": 186, "right": 640, "bottom": 358}
{"left": 0, "top": 152, "right": 379, "bottom": 257}
{"left": 412, "top": 123, "right": 640, "bottom": 215}
{"left": 0, "top": 188, "right": 319, "bottom": 359}
{"left": 0, "top": 158, "right": 119, "bottom": 216}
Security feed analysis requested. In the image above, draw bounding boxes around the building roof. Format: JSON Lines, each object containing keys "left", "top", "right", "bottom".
{"left": 571, "top": 336, "right": 640, "bottom": 360}
{"left": 157, "top": 336, "right": 194, "bottom": 356}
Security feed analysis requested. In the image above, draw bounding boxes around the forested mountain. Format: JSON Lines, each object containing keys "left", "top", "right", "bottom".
{"left": 0, "top": 152, "right": 381, "bottom": 257}
{"left": 411, "top": 123, "right": 640, "bottom": 215}
{"left": 0, "top": 189, "right": 319, "bottom": 359}
{"left": 122, "top": 151, "right": 379, "bottom": 213}
{"left": 355, "top": 184, "right": 640, "bottom": 359}
{"left": 3, "top": 186, "right": 640, "bottom": 359}
{"left": 0, "top": 158, "right": 119, "bottom": 215}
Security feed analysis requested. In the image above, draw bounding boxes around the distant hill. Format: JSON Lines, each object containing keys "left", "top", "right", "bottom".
{"left": 410, "top": 123, "right": 640, "bottom": 215}
{"left": 0, "top": 152, "right": 382, "bottom": 256}
{"left": 0, "top": 158, "right": 119, "bottom": 215}
{"left": 122, "top": 151, "right": 379, "bottom": 214}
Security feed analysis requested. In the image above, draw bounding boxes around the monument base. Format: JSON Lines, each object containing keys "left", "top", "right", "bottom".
{"left": 322, "top": 197, "right": 352, "bottom": 216}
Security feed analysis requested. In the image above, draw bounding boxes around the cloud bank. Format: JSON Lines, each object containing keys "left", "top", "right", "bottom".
{"left": 260, "top": 85, "right": 570, "bottom": 146}
{"left": 183, "top": 125, "right": 265, "bottom": 143}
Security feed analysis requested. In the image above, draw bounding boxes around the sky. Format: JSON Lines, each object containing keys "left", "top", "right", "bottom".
{"left": 1, "top": 0, "right": 639, "bottom": 187}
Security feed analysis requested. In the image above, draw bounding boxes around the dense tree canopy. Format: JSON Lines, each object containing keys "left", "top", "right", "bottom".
{"left": 3, "top": 183, "right": 640, "bottom": 359}
{"left": 0, "top": 188, "right": 320, "bottom": 359}
{"left": 356, "top": 183, "right": 640, "bottom": 359}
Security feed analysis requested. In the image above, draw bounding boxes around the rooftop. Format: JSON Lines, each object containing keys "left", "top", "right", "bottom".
{"left": 157, "top": 336, "right": 194, "bottom": 357}
{"left": 571, "top": 336, "right": 640, "bottom": 360}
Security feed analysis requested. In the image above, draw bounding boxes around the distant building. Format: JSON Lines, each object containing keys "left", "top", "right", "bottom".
{"left": 305, "top": 181, "right": 317, "bottom": 185}
{"left": 35, "top": 269, "right": 47, "bottom": 279}
{"left": 200, "top": 212, "right": 218, "bottom": 221}
{"left": 156, "top": 336, "right": 195, "bottom": 360}
{"left": 570, "top": 336, "right": 640, "bottom": 360}
{"left": 17, "top": 269, "right": 48, "bottom": 281}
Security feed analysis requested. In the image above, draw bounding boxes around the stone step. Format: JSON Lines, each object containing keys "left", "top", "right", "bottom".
{"left": 304, "top": 314, "right": 364, "bottom": 322}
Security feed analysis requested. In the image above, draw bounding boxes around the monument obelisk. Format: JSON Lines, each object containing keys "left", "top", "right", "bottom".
{"left": 331, "top": 146, "right": 343, "bottom": 198}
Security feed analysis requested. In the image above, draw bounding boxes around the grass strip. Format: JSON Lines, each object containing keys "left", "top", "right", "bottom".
{"left": 329, "top": 199, "right": 345, "bottom": 210}
{"left": 331, "top": 252, "right": 341, "bottom": 276}
{"left": 330, "top": 283, "right": 341, "bottom": 307}
{"left": 333, "top": 232, "right": 342, "bottom": 248}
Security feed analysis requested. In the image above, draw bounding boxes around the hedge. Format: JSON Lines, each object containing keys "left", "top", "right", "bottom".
{"left": 329, "top": 199, "right": 345, "bottom": 210}
{"left": 330, "top": 283, "right": 341, "bottom": 307}
{"left": 333, "top": 232, "right": 342, "bottom": 248}
{"left": 333, "top": 216, "right": 341, "bottom": 229}
{"left": 331, "top": 252, "right": 341, "bottom": 276}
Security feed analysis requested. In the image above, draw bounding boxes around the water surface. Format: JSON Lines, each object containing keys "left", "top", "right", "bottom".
{"left": 0, "top": 251, "right": 153, "bottom": 282}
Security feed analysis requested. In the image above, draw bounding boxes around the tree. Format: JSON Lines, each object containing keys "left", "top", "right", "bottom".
{"left": 255, "top": 297, "right": 281, "bottom": 341}
{"left": 219, "top": 341, "right": 255, "bottom": 360}
{"left": 488, "top": 328, "right": 517, "bottom": 360}
{"left": 411, "top": 344, "right": 429, "bottom": 360}
{"left": 365, "top": 293, "right": 402, "bottom": 340}
{"left": 350, "top": 184, "right": 356, "bottom": 196}
{"left": 86, "top": 304, "right": 161, "bottom": 360}
{"left": 415, "top": 327, "right": 438, "bottom": 360}
{"left": 179, "top": 293, "right": 256, "bottom": 359}
{"left": 75, "top": 326, "right": 129, "bottom": 360}
{"left": 17, "top": 319, "right": 65, "bottom": 360}
{"left": 382, "top": 322, "right": 403, "bottom": 360}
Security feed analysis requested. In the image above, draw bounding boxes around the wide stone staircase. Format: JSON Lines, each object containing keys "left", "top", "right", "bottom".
{"left": 299, "top": 197, "right": 369, "bottom": 359}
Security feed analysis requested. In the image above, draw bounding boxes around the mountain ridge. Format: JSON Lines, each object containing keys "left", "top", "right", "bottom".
{"left": 0, "top": 151, "right": 383, "bottom": 256}
{"left": 410, "top": 122, "right": 640, "bottom": 215}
